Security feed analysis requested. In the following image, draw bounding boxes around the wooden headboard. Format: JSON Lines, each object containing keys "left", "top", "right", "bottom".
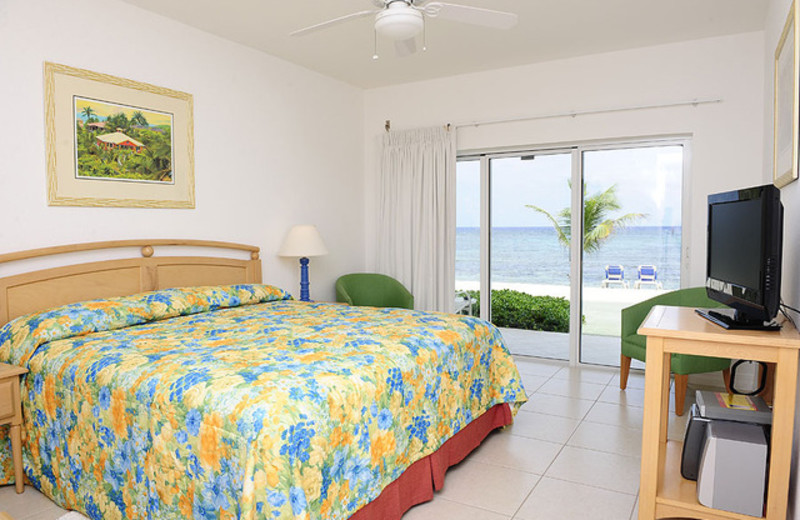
{"left": 0, "top": 240, "right": 262, "bottom": 326}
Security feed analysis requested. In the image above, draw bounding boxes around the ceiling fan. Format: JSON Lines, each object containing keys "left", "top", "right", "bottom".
{"left": 290, "top": 0, "right": 518, "bottom": 57}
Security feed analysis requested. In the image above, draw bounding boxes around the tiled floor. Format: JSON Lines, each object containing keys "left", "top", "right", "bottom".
{"left": 0, "top": 356, "right": 701, "bottom": 520}
{"left": 403, "top": 356, "right": 697, "bottom": 520}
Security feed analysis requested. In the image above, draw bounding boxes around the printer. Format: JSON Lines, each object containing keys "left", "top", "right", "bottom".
{"left": 681, "top": 390, "right": 771, "bottom": 517}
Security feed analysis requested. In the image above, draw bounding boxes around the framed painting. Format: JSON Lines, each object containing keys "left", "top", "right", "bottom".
{"left": 774, "top": 0, "right": 799, "bottom": 188}
{"left": 44, "top": 62, "right": 194, "bottom": 208}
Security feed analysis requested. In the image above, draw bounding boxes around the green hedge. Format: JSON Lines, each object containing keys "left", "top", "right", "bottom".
{"left": 464, "top": 289, "right": 571, "bottom": 333}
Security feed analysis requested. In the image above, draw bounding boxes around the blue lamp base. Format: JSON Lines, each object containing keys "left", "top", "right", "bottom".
{"left": 299, "top": 257, "right": 311, "bottom": 302}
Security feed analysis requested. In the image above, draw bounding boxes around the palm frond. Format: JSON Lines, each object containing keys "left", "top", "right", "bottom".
{"left": 525, "top": 204, "right": 570, "bottom": 248}
{"left": 528, "top": 182, "right": 646, "bottom": 254}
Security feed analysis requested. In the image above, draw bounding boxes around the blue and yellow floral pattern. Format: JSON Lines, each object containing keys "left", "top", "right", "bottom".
{"left": 0, "top": 285, "right": 526, "bottom": 519}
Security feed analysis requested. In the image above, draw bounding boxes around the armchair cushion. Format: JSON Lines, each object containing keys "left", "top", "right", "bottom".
{"left": 621, "top": 287, "right": 730, "bottom": 375}
{"left": 335, "top": 273, "right": 414, "bottom": 310}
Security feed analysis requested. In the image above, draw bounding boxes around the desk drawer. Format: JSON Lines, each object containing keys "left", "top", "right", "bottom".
{"left": 0, "top": 379, "right": 15, "bottom": 421}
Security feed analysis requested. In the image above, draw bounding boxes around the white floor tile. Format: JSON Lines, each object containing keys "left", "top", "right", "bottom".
{"left": 545, "top": 446, "right": 641, "bottom": 495}
{"left": 512, "top": 357, "right": 566, "bottom": 378}
{"left": 584, "top": 402, "right": 644, "bottom": 430}
{"left": 598, "top": 385, "right": 645, "bottom": 408}
{"left": 21, "top": 506, "right": 67, "bottom": 520}
{"left": 610, "top": 370, "right": 646, "bottom": 390}
{"left": 519, "top": 373, "right": 549, "bottom": 395}
{"left": 630, "top": 495, "right": 640, "bottom": 519}
{"left": 470, "top": 431, "right": 562, "bottom": 475}
{"left": 536, "top": 378, "right": 606, "bottom": 400}
{"left": 551, "top": 366, "right": 615, "bottom": 385}
{"left": 439, "top": 460, "right": 540, "bottom": 516}
{"left": 507, "top": 411, "right": 580, "bottom": 444}
{"left": 514, "top": 477, "right": 637, "bottom": 520}
{"left": 519, "top": 393, "right": 595, "bottom": 420}
{"left": 404, "top": 497, "right": 511, "bottom": 520}
{"left": 0, "top": 485, "right": 67, "bottom": 519}
{"left": 567, "top": 421, "right": 642, "bottom": 457}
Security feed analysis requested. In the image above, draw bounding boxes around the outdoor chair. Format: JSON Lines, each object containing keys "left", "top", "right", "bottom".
{"left": 620, "top": 287, "right": 730, "bottom": 415}
{"left": 601, "top": 264, "right": 629, "bottom": 288}
{"left": 335, "top": 273, "right": 414, "bottom": 309}
{"left": 634, "top": 264, "right": 663, "bottom": 289}
{"left": 454, "top": 290, "right": 476, "bottom": 315}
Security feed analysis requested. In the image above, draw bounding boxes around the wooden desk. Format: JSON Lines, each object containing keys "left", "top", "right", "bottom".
{"left": 637, "top": 306, "right": 800, "bottom": 520}
{"left": 0, "top": 363, "right": 28, "bottom": 494}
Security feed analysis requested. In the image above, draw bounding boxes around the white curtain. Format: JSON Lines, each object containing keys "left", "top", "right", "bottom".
{"left": 377, "top": 126, "right": 456, "bottom": 312}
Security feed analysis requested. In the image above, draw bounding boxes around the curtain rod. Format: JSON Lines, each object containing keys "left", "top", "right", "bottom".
{"left": 384, "top": 120, "right": 451, "bottom": 133}
{"left": 449, "top": 98, "right": 722, "bottom": 129}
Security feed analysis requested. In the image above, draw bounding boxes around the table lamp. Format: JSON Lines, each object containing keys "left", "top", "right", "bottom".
{"left": 278, "top": 225, "right": 329, "bottom": 302}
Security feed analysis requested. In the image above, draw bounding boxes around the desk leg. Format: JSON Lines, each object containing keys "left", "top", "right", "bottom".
{"left": 11, "top": 423, "right": 23, "bottom": 493}
{"left": 765, "top": 349, "right": 798, "bottom": 519}
{"left": 639, "top": 338, "right": 670, "bottom": 520}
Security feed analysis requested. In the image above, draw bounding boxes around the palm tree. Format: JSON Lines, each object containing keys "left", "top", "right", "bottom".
{"left": 527, "top": 183, "right": 644, "bottom": 253}
{"left": 81, "top": 106, "right": 96, "bottom": 122}
{"left": 130, "top": 111, "right": 149, "bottom": 127}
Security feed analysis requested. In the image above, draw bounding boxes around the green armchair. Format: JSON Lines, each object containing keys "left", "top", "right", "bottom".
{"left": 335, "top": 273, "right": 414, "bottom": 310}
{"left": 621, "top": 287, "right": 731, "bottom": 416}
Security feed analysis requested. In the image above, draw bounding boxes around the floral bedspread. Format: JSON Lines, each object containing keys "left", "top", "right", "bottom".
{"left": 0, "top": 284, "right": 526, "bottom": 519}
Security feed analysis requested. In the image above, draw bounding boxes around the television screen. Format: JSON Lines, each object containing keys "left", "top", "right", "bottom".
{"left": 701, "top": 184, "right": 783, "bottom": 330}
{"left": 708, "top": 198, "right": 761, "bottom": 290}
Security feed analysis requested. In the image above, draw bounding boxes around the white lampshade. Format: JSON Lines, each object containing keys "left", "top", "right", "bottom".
{"left": 278, "top": 225, "right": 329, "bottom": 257}
{"left": 374, "top": 6, "right": 423, "bottom": 40}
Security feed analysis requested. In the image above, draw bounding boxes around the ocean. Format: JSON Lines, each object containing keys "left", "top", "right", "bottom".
{"left": 456, "top": 226, "right": 681, "bottom": 289}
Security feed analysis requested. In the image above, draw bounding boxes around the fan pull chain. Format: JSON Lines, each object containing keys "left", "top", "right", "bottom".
{"left": 422, "top": 17, "right": 427, "bottom": 51}
{"left": 373, "top": 29, "right": 379, "bottom": 60}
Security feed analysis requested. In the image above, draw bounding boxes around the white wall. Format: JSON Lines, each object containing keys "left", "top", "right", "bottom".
{"left": 764, "top": 0, "right": 800, "bottom": 517}
{"left": 363, "top": 32, "right": 765, "bottom": 287}
{"left": 0, "top": 0, "right": 365, "bottom": 301}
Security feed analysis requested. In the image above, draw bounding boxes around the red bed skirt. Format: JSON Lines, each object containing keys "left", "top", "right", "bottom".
{"left": 349, "top": 403, "right": 513, "bottom": 520}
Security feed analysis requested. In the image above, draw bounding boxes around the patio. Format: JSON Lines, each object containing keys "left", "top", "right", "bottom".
{"left": 456, "top": 281, "right": 665, "bottom": 368}
{"left": 498, "top": 327, "right": 645, "bottom": 369}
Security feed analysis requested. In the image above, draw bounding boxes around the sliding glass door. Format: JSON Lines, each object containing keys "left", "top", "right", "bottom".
{"left": 489, "top": 153, "right": 572, "bottom": 360}
{"left": 456, "top": 140, "right": 686, "bottom": 366}
{"left": 579, "top": 145, "right": 684, "bottom": 367}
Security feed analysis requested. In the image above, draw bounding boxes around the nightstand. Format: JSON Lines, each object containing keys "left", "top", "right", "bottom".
{"left": 0, "top": 363, "right": 28, "bottom": 494}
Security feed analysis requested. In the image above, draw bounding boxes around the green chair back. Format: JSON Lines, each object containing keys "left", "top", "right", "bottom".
{"left": 335, "top": 273, "right": 414, "bottom": 310}
{"left": 621, "top": 287, "right": 729, "bottom": 375}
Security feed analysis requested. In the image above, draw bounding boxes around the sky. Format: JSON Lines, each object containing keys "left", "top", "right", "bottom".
{"left": 74, "top": 96, "right": 173, "bottom": 127}
{"left": 456, "top": 145, "right": 683, "bottom": 228}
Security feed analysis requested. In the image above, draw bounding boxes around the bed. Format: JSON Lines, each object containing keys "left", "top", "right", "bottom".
{"left": 0, "top": 240, "right": 526, "bottom": 519}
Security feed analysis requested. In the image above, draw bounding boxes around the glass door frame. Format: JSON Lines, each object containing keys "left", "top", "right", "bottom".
{"left": 460, "top": 135, "right": 691, "bottom": 366}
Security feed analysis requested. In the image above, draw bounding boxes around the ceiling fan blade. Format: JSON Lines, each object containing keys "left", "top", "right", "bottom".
{"left": 424, "top": 3, "right": 518, "bottom": 30}
{"left": 290, "top": 10, "right": 379, "bottom": 37}
{"left": 394, "top": 37, "right": 417, "bottom": 57}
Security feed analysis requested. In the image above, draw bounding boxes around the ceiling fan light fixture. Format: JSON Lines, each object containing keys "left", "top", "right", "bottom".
{"left": 374, "top": 6, "right": 424, "bottom": 40}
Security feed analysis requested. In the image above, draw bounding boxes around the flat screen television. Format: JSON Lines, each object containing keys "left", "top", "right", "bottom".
{"left": 697, "top": 184, "right": 783, "bottom": 330}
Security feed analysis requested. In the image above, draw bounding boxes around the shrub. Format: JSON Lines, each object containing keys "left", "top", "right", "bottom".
{"left": 464, "top": 289, "right": 570, "bottom": 333}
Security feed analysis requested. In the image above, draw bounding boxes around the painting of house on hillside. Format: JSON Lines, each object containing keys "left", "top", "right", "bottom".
{"left": 74, "top": 97, "right": 174, "bottom": 184}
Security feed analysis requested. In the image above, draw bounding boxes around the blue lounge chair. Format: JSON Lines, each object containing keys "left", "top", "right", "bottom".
{"left": 634, "top": 264, "right": 663, "bottom": 289}
{"left": 602, "top": 265, "right": 629, "bottom": 288}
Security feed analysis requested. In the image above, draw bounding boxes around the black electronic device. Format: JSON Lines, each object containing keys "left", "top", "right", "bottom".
{"left": 700, "top": 184, "right": 783, "bottom": 330}
{"left": 681, "top": 404, "right": 711, "bottom": 480}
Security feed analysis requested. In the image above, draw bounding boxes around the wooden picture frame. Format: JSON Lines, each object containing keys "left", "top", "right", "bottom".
{"left": 774, "top": 0, "right": 799, "bottom": 188}
{"left": 44, "top": 62, "right": 195, "bottom": 208}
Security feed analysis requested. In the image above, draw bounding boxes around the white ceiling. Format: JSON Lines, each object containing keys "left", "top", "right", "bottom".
{"left": 120, "top": 0, "right": 768, "bottom": 89}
